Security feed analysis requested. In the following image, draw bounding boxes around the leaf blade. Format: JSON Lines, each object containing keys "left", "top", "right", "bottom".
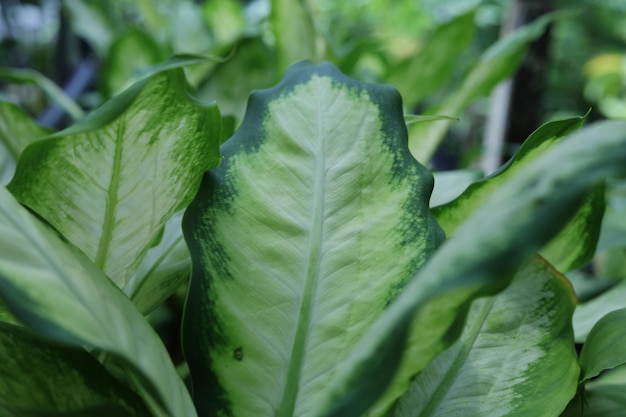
{"left": 183, "top": 61, "right": 444, "bottom": 417}
{"left": 392, "top": 257, "right": 578, "bottom": 417}
{"left": 8, "top": 69, "right": 221, "bottom": 287}
{"left": 0, "top": 185, "right": 196, "bottom": 417}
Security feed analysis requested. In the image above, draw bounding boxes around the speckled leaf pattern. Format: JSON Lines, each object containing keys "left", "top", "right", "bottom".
{"left": 8, "top": 69, "right": 221, "bottom": 288}
{"left": 182, "top": 61, "right": 444, "bottom": 417}
{"left": 392, "top": 257, "right": 578, "bottom": 417}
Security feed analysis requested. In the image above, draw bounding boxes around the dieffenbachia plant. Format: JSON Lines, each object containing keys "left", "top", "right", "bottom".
{"left": 1, "top": 60, "right": 626, "bottom": 417}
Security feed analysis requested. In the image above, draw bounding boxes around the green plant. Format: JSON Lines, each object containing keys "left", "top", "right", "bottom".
{"left": 1, "top": 56, "right": 626, "bottom": 417}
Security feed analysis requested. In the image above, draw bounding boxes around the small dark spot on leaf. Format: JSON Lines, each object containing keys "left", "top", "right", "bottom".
{"left": 234, "top": 347, "right": 243, "bottom": 361}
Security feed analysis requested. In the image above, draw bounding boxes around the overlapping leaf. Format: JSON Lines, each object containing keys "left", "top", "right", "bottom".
{"left": 409, "top": 14, "right": 553, "bottom": 163}
{"left": 182, "top": 61, "right": 444, "bottom": 417}
{"left": 0, "top": 322, "right": 150, "bottom": 417}
{"left": 433, "top": 116, "right": 604, "bottom": 273}
{"left": 9, "top": 68, "right": 221, "bottom": 289}
{"left": 0, "top": 185, "right": 196, "bottom": 417}
{"left": 391, "top": 257, "right": 578, "bottom": 417}
{"left": 0, "top": 100, "right": 52, "bottom": 184}
{"left": 318, "top": 120, "right": 626, "bottom": 417}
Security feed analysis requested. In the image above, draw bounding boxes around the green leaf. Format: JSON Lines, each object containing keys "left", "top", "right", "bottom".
{"left": 433, "top": 115, "right": 604, "bottom": 272}
{"left": 318, "top": 120, "right": 626, "bottom": 417}
{"left": 390, "top": 257, "right": 578, "bottom": 417}
{"left": 0, "top": 100, "right": 52, "bottom": 184}
{"left": 579, "top": 308, "right": 626, "bottom": 382}
{"left": 182, "top": 61, "right": 444, "bottom": 417}
{"left": 0, "top": 68, "right": 84, "bottom": 121}
{"left": 125, "top": 210, "right": 190, "bottom": 314}
{"left": 430, "top": 169, "right": 482, "bottom": 207}
{"left": 565, "top": 366, "right": 626, "bottom": 417}
{"left": 573, "top": 281, "right": 626, "bottom": 342}
{"left": 0, "top": 185, "right": 196, "bottom": 417}
{"left": 404, "top": 114, "right": 459, "bottom": 125}
{"left": 409, "top": 14, "right": 553, "bottom": 163}
{"left": 271, "top": 0, "right": 318, "bottom": 72}
{"left": 9, "top": 69, "right": 221, "bottom": 288}
{"left": 195, "top": 37, "right": 277, "bottom": 122}
{"left": 0, "top": 322, "right": 151, "bottom": 416}
{"left": 101, "top": 27, "right": 166, "bottom": 97}
{"left": 386, "top": 11, "right": 476, "bottom": 108}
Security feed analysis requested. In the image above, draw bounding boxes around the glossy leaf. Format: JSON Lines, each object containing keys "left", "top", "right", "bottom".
{"left": 182, "top": 61, "right": 444, "bottom": 417}
{"left": 579, "top": 308, "right": 626, "bottom": 382}
{"left": 0, "top": 185, "right": 196, "bottom": 417}
{"left": 432, "top": 116, "right": 604, "bottom": 273}
{"left": 409, "top": 14, "right": 553, "bottom": 163}
{"left": 0, "top": 100, "right": 52, "bottom": 184}
{"left": 9, "top": 69, "right": 221, "bottom": 288}
{"left": 318, "top": 120, "right": 626, "bottom": 417}
{"left": 391, "top": 257, "right": 578, "bottom": 417}
{"left": 0, "top": 322, "right": 150, "bottom": 416}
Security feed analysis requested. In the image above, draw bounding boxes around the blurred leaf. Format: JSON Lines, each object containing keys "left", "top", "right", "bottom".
{"left": 202, "top": 0, "right": 247, "bottom": 47}
{"left": 404, "top": 114, "right": 459, "bottom": 125}
{"left": 196, "top": 37, "right": 277, "bottom": 122}
{"left": 0, "top": 101, "right": 52, "bottom": 184}
{"left": 125, "top": 211, "right": 190, "bottom": 315}
{"left": 387, "top": 11, "right": 476, "bottom": 108}
{"left": 580, "top": 308, "right": 626, "bottom": 382}
{"left": 271, "top": 0, "right": 318, "bottom": 72}
{"left": 409, "top": 14, "right": 553, "bottom": 163}
{"left": 0, "top": 68, "right": 84, "bottom": 121}
{"left": 63, "top": 0, "right": 117, "bottom": 56}
{"left": 433, "top": 115, "right": 601, "bottom": 272}
{"left": 0, "top": 322, "right": 150, "bottom": 417}
{"left": 0, "top": 185, "right": 196, "bottom": 417}
{"left": 319, "top": 120, "right": 626, "bottom": 417}
{"left": 567, "top": 366, "right": 626, "bottom": 417}
{"left": 574, "top": 281, "right": 626, "bottom": 342}
{"left": 390, "top": 257, "right": 578, "bottom": 417}
{"left": 430, "top": 169, "right": 482, "bottom": 207}
{"left": 9, "top": 69, "right": 221, "bottom": 288}
{"left": 101, "top": 27, "right": 167, "bottom": 97}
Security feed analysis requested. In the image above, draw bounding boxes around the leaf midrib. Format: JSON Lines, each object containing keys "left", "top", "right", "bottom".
{"left": 276, "top": 91, "right": 327, "bottom": 417}
{"left": 94, "top": 122, "right": 124, "bottom": 271}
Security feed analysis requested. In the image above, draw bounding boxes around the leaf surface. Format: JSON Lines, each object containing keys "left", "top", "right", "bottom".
{"left": 386, "top": 11, "right": 476, "bottom": 108}
{"left": 573, "top": 281, "right": 626, "bottom": 342}
{"left": 0, "top": 322, "right": 150, "bottom": 417}
{"left": 182, "top": 61, "right": 444, "bottom": 417}
{"left": 0, "top": 100, "right": 52, "bottom": 184}
{"left": 432, "top": 116, "right": 604, "bottom": 272}
{"left": 579, "top": 308, "right": 626, "bottom": 382}
{"left": 409, "top": 14, "right": 552, "bottom": 163}
{"left": 9, "top": 69, "right": 221, "bottom": 288}
{"left": 125, "top": 210, "right": 191, "bottom": 314}
{"left": 0, "top": 185, "right": 196, "bottom": 417}
{"left": 318, "top": 120, "right": 626, "bottom": 417}
{"left": 271, "top": 0, "right": 318, "bottom": 72}
{"left": 391, "top": 257, "right": 578, "bottom": 417}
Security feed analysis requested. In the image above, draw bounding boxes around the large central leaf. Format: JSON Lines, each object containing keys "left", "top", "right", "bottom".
{"left": 183, "top": 61, "right": 444, "bottom": 417}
